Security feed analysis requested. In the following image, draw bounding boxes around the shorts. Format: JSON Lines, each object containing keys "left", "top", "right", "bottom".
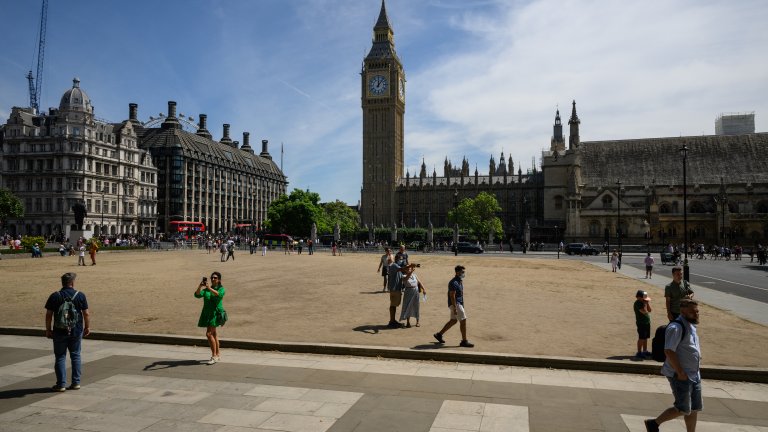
{"left": 382, "top": 267, "right": 389, "bottom": 277}
{"left": 636, "top": 323, "right": 651, "bottom": 339}
{"left": 450, "top": 304, "right": 468, "bottom": 321}
{"left": 667, "top": 376, "right": 703, "bottom": 414}
{"left": 646, "top": 265, "right": 653, "bottom": 271}
{"left": 389, "top": 291, "right": 402, "bottom": 307}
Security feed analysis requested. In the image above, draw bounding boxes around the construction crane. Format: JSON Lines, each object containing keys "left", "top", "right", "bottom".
{"left": 27, "top": 0, "right": 48, "bottom": 112}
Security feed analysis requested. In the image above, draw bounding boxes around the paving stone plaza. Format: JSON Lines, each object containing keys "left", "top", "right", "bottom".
{"left": 1, "top": 334, "right": 767, "bottom": 431}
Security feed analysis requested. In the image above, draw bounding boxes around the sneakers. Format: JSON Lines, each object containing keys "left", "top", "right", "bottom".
{"left": 433, "top": 333, "right": 445, "bottom": 344}
{"left": 51, "top": 385, "right": 66, "bottom": 392}
{"left": 642, "top": 351, "right": 652, "bottom": 358}
{"left": 68, "top": 384, "right": 81, "bottom": 390}
{"left": 387, "top": 321, "right": 402, "bottom": 329}
{"left": 206, "top": 356, "right": 218, "bottom": 365}
{"left": 459, "top": 340, "right": 475, "bottom": 348}
{"left": 644, "top": 419, "right": 659, "bottom": 432}
{"left": 636, "top": 351, "right": 644, "bottom": 358}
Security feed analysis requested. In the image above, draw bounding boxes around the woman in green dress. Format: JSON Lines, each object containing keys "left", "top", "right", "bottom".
{"left": 195, "top": 271, "right": 225, "bottom": 364}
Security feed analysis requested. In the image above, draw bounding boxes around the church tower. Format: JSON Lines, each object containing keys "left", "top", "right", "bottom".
{"left": 550, "top": 109, "right": 565, "bottom": 152}
{"left": 361, "top": 0, "right": 405, "bottom": 227}
{"left": 568, "top": 100, "right": 580, "bottom": 150}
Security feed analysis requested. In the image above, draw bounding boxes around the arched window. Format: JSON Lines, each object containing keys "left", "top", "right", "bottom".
{"left": 602, "top": 195, "right": 613, "bottom": 209}
{"left": 659, "top": 202, "right": 671, "bottom": 214}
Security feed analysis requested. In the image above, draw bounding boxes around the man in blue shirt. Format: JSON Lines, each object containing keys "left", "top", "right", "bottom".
{"left": 434, "top": 265, "right": 474, "bottom": 348}
{"left": 45, "top": 272, "right": 90, "bottom": 392}
{"left": 645, "top": 299, "right": 702, "bottom": 432}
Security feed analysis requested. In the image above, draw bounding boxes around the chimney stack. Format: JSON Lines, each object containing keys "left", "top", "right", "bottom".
{"left": 161, "top": 101, "right": 181, "bottom": 129}
{"left": 168, "top": 101, "right": 177, "bottom": 118}
{"left": 196, "top": 114, "right": 212, "bottom": 139}
{"left": 220, "top": 123, "right": 233, "bottom": 145}
{"left": 243, "top": 132, "right": 250, "bottom": 147}
{"left": 260, "top": 139, "right": 272, "bottom": 159}
{"left": 129, "top": 103, "right": 138, "bottom": 120}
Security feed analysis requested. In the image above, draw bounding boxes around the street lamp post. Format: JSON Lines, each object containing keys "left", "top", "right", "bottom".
{"left": 101, "top": 187, "right": 106, "bottom": 236}
{"left": 453, "top": 189, "right": 459, "bottom": 256}
{"left": 59, "top": 190, "right": 65, "bottom": 241}
{"left": 555, "top": 225, "right": 559, "bottom": 259}
{"left": 616, "top": 180, "right": 622, "bottom": 255}
{"left": 680, "top": 144, "right": 690, "bottom": 282}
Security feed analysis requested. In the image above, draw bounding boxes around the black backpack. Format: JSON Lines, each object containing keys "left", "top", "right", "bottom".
{"left": 651, "top": 318, "right": 686, "bottom": 362}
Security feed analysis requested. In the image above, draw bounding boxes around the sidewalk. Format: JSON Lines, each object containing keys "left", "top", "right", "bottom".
{"left": 588, "top": 260, "right": 768, "bottom": 326}
{"left": 1, "top": 335, "right": 767, "bottom": 431}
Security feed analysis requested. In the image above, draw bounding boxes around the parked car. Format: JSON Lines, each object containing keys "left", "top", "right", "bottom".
{"left": 565, "top": 243, "right": 600, "bottom": 255}
{"left": 451, "top": 242, "right": 484, "bottom": 254}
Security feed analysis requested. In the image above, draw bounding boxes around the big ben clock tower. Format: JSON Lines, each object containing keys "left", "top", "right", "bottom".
{"left": 361, "top": 0, "right": 405, "bottom": 227}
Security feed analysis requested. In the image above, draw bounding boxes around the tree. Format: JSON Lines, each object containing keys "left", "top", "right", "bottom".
{"left": 448, "top": 192, "right": 503, "bottom": 241}
{"left": 0, "top": 188, "right": 24, "bottom": 229}
{"left": 264, "top": 189, "right": 325, "bottom": 237}
{"left": 322, "top": 200, "right": 360, "bottom": 238}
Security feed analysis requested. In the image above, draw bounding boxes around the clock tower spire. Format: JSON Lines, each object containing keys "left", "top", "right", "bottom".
{"left": 361, "top": 0, "right": 405, "bottom": 227}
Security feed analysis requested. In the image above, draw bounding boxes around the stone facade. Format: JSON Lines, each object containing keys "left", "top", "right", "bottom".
{"left": 0, "top": 79, "right": 288, "bottom": 238}
{"left": 0, "top": 78, "right": 158, "bottom": 238}
{"left": 360, "top": 2, "right": 768, "bottom": 246}
{"left": 134, "top": 101, "right": 287, "bottom": 234}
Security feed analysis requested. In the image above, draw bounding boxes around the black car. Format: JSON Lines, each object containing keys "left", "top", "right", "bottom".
{"left": 565, "top": 243, "right": 600, "bottom": 256}
{"left": 452, "top": 242, "right": 484, "bottom": 254}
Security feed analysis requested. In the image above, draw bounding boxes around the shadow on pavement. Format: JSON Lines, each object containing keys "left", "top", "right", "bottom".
{"left": 0, "top": 387, "right": 54, "bottom": 399}
{"left": 143, "top": 359, "right": 206, "bottom": 371}
{"left": 411, "top": 343, "right": 451, "bottom": 350}
{"left": 358, "top": 291, "right": 387, "bottom": 295}
{"left": 606, "top": 355, "right": 646, "bottom": 362}
{"left": 352, "top": 324, "right": 402, "bottom": 334}
{"left": 743, "top": 264, "right": 768, "bottom": 272}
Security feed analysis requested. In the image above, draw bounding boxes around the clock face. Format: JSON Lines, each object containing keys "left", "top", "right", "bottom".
{"left": 398, "top": 77, "right": 405, "bottom": 101}
{"left": 368, "top": 74, "right": 388, "bottom": 96}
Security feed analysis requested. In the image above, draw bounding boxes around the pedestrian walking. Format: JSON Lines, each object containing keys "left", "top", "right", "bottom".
{"left": 400, "top": 264, "right": 425, "bottom": 328}
{"left": 45, "top": 272, "right": 90, "bottom": 391}
{"left": 377, "top": 247, "right": 392, "bottom": 292}
{"left": 645, "top": 253, "right": 655, "bottom": 279}
{"left": 611, "top": 250, "right": 619, "bottom": 272}
{"left": 195, "top": 271, "right": 226, "bottom": 365}
{"left": 644, "top": 299, "right": 702, "bottom": 432}
{"left": 219, "top": 242, "right": 227, "bottom": 262}
{"left": 433, "top": 265, "right": 474, "bottom": 348}
{"left": 87, "top": 240, "right": 99, "bottom": 265}
{"left": 226, "top": 242, "right": 235, "bottom": 261}
{"left": 77, "top": 244, "right": 86, "bottom": 266}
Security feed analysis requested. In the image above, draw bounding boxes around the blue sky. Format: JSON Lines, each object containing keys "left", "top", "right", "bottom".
{"left": 2, "top": 0, "right": 767, "bottom": 204}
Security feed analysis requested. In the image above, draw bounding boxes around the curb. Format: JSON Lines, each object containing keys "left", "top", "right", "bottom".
{"left": 3, "top": 327, "right": 766, "bottom": 383}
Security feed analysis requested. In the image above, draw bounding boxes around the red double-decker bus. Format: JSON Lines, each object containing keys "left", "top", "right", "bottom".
{"left": 169, "top": 221, "right": 206, "bottom": 239}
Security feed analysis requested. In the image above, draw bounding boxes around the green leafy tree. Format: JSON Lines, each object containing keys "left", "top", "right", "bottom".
{"left": 264, "top": 189, "right": 325, "bottom": 237}
{"left": 448, "top": 192, "right": 503, "bottom": 241}
{"left": 0, "top": 188, "right": 24, "bottom": 229}
{"left": 322, "top": 200, "right": 360, "bottom": 238}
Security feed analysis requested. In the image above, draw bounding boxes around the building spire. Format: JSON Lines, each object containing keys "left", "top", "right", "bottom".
{"left": 568, "top": 99, "right": 581, "bottom": 150}
{"left": 375, "top": 0, "right": 391, "bottom": 30}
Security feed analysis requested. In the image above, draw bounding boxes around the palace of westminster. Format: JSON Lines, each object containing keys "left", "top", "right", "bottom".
{"left": 361, "top": 1, "right": 768, "bottom": 245}
{"left": 2, "top": 0, "right": 767, "bottom": 246}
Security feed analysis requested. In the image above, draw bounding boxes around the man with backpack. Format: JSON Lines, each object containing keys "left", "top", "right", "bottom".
{"left": 44, "top": 272, "right": 90, "bottom": 392}
{"left": 645, "top": 299, "right": 702, "bottom": 432}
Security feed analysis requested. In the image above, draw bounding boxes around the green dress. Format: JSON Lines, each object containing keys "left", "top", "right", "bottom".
{"left": 195, "top": 286, "right": 226, "bottom": 327}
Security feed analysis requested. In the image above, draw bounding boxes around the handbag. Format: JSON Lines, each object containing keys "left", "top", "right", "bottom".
{"left": 215, "top": 308, "right": 228, "bottom": 326}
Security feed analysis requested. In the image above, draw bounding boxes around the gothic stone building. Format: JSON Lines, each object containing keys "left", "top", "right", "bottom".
{"left": 360, "top": 2, "right": 768, "bottom": 246}
{"left": 360, "top": 1, "right": 543, "bottom": 238}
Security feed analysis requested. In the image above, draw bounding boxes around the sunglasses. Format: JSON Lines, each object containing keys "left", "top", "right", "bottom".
{"left": 210, "top": 276, "right": 219, "bottom": 280}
